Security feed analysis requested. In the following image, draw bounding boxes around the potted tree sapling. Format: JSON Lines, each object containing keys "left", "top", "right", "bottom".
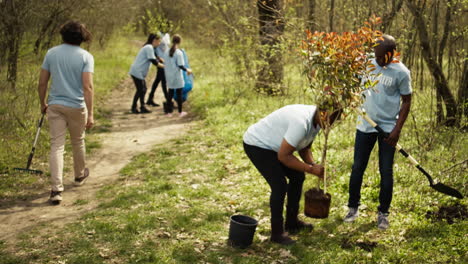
{"left": 300, "top": 16, "right": 384, "bottom": 218}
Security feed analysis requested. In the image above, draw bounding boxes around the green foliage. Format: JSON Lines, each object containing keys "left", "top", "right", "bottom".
{"left": 301, "top": 16, "right": 384, "bottom": 115}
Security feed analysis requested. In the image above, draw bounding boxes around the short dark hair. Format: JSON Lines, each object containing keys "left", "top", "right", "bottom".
{"left": 377, "top": 34, "right": 396, "bottom": 54}
{"left": 60, "top": 21, "right": 92, "bottom": 45}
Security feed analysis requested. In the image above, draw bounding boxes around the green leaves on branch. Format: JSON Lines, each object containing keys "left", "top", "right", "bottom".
{"left": 301, "top": 15, "right": 384, "bottom": 118}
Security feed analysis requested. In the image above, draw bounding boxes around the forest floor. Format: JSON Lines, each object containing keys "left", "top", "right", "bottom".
{"left": 0, "top": 76, "right": 195, "bottom": 246}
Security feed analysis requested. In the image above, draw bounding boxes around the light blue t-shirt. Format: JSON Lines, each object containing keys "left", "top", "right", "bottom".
{"left": 357, "top": 59, "right": 412, "bottom": 133}
{"left": 243, "top": 105, "right": 320, "bottom": 152}
{"left": 129, "top": 44, "right": 156, "bottom": 80}
{"left": 41, "top": 44, "right": 94, "bottom": 109}
{"left": 164, "top": 49, "right": 185, "bottom": 89}
{"left": 155, "top": 43, "right": 168, "bottom": 59}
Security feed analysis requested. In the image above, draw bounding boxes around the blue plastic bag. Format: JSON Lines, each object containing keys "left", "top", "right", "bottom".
{"left": 174, "top": 49, "right": 193, "bottom": 102}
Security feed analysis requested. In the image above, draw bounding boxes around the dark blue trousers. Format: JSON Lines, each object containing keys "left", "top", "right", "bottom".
{"left": 348, "top": 130, "right": 396, "bottom": 214}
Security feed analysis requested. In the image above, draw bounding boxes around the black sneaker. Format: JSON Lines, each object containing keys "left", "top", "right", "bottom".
{"left": 146, "top": 101, "right": 160, "bottom": 107}
{"left": 50, "top": 191, "right": 62, "bottom": 205}
{"left": 75, "top": 168, "right": 89, "bottom": 186}
{"left": 131, "top": 108, "right": 140, "bottom": 114}
{"left": 140, "top": 107, "right": 152, "bottom": 114}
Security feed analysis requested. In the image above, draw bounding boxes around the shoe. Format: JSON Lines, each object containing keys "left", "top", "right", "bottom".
{"left": 75, "top": 168, "right": 89, "bottom": 186}
{"left": 131, "top": 108, "right": 140, "bottom": 114}
{"left": 270, "top": 218, "right": 295, "bottom": 245}
{"left": 140, "top": 107, "right": 151, "bottom": 114}
{"left": 50, "top": 191, "right": 62, "bottom": 205}
{"left": 179, "top": 111, "right": 187, "bottom": 117}
{"left": 285, "top": 207, "right": 313, "bottom": 234}
{"left": 146, "top": 101, "right": 160, "bottom": 107}
{"left": 377, "top": 211, "right": 390, "bottom": 230}
{"left": 344, "top": 207, "right": 359, "bottom": 222}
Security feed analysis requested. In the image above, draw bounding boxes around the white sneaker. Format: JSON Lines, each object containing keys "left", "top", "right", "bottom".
{"left": 377, "top": 211, "right": 390, "bottom": 230}
{"left": 344, "top": 207, "right": 359, "bottom": 222}
{"left": 50, "top": 191, "right": 62, "bottom": 204}
{"left": 179, "top": 111, "right": 187, "bottom": 117}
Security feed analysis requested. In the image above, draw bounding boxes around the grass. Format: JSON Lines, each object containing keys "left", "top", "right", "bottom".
{"left": 0, "top": 36, "right": 467, "bottom": 263}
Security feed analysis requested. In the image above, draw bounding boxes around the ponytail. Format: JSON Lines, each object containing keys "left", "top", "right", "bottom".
{"left": 170, "top": 34, "right": 181, "bottom": 57}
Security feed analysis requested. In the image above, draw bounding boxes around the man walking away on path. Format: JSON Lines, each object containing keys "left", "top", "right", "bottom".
{"left": 344, "top": 34, "right": 412, "bottom": 229}
{"left": 38, "top": 21, "right": 94, "bottom": 205}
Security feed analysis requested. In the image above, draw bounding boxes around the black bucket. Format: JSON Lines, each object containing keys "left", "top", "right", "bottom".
{"left": 228, "top": 215, "right": 258, "bottom": 249}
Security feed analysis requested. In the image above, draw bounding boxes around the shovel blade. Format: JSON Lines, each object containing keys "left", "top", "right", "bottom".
{"left": 432, "top": 183, "right": 464, "bottom": 199}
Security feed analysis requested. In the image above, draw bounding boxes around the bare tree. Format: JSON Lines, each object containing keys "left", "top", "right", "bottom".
{"left": 256, "top": 0, "right": 285, "bottom": 95}
{"left": 406, "top": 0, "right": 458, "bottom": 126}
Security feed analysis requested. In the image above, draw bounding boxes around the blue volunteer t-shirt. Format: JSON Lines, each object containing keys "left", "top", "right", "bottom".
{"left": 129, "top": 44, "right": 156, "bottom": 80}
{"left": 357, "top": 59, "right": 412, "bottom": 133}
{"left": 164, "top": 49, "right": 185, "bottom": 89}
{"left": 243, "top": 105, "right": 320, "bottom": 152}
{"left": 41, "top": 44, "right": 94, "bottom": 108}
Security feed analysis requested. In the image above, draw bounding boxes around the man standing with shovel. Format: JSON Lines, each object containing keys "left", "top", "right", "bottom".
{"left": 37, "top": 21, "right": 94, "bottom": 204}
{"left": 344, "top": 34, "right": 412, "bottom": 229}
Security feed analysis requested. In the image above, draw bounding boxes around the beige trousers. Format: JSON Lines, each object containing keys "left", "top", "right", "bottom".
{"left": 48, "top": 104, "right": 87, "bottom": 191}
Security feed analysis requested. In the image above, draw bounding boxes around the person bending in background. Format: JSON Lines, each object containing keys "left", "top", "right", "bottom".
{"left": 344, "top": 34, "right": 412, "bottom": 230}
{"left": 37, "top": 21, "right": 94, "bottom": 204}
{"left": 129, "top": 33, "right": 164, "bottom": 114}
{"left": 164, "top": 34, "right": 192, "bottom": 117}
{"left": 243, "top": 104, "right": 341, "bottom": 245}
{"left": 146, "top": 33, "right": 168, "bottom": 107}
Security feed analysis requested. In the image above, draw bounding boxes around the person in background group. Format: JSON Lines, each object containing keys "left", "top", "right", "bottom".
{"left": 243, "top": 104, "right": 341, "bottom": 245}
{"left": 164, "top": 34, "right": 192, "bottom": 117}
{"left": 146, "top": 33, "right": 169, "bottom": 107}
{"left": 37, "top": 21, "right": 94, "bottom": 204}
{"left": 344, "top": 34, "right": 412, "bottom": 230}
{"left": 129, "top": 33, "right": 164, "bottom": 114}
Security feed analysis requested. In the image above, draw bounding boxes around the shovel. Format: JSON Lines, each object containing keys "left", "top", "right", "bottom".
{"left": 357, "top": 108, "right": 463, "bottom": 199}
{"left": 14, "top": 113, "right": 45, "bottom": 175}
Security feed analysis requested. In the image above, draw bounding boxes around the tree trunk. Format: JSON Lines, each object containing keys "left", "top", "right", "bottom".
{"left": 308, "top": 0, "right": 316, "bottom": 31}
{"left": 380, "top": 0, "right": 403, "bottom": 32}
{"left": 256, "top": 0, "right": 284, "bottom": 95}
{"left": 406, "top": 0, "right": 458, "bottom": 126}
{"left": 459, "top": 59, "right": 468, "bottom": 119}
{"left": 328, "top": 0, "right": 335, "bottom": 32}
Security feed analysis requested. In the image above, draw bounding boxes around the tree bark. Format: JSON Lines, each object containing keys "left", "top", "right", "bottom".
{"left": 406, "top": 0, "right": 458, "bottom": 126}
{"left": 380, "top": 0, "right": 403, "bottom": 32}
{"left": 256, "top": 0, "right": 285, "bottom": 95}
{"left": 459, "top": 59, "right": 468, "bottom": 119}
{"left": 328, "top": 0, "right": 335, "bottom": 32}
{"left": 308, "top": 0, "right": 316, "bottom": 31}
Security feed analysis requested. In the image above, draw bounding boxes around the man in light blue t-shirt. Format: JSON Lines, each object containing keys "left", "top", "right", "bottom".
{"left": 243, "top": 104, "right": 341, "bottom": 245}
{"left": 344, "top": 35, "right": 412, "bottom": 230}
{"left": 38, "top": 21, "right": 94, "bottom": 204}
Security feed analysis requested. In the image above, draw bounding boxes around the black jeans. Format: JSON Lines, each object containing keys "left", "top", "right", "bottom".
{"left": 148, "top": 68, "right": 168, "bottom": 103}
{"left": 348, "top": 130, "right": 396, "bottom": 214}
{"left": 243, "top": 142, "right": 305, "bottom": 220}
{"left": 131, "top": 75, "right": 147, "bottom": 110}
{"left": 168, "top": 88, "right": 183, "bottom": 113}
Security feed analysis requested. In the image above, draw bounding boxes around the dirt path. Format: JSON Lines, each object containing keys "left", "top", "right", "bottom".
{"left": 0, "top": 77, "right": 194, "bottom": 243}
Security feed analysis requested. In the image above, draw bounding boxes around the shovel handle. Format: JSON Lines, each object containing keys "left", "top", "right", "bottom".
{"left": 26, "top": 113, "right": 45, "bottom": 169}
{"left": 356, "top": 108, "right": 435, "bottom": 185}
